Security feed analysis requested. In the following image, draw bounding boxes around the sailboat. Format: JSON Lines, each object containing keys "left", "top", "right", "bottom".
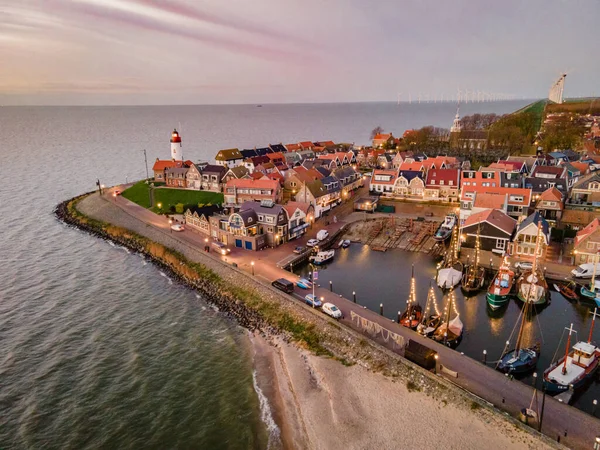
{"left": 461, "top": 224, "right": 486, "bottom": 295}
{"left": 543, "top": 310, "right": 600, "bottom": 396}
{"left": 436, "top": 223, "right": 463, "bottom": 290}
{"left": 432, "top": 290, "right": 464, "bottom": 348}
{"left": 400, "top": 265, "right": 423, "bottom": 329}
{"left": 580, "top": 256, "right": 600, "bottom": 307}
{"left": 496, "top": 272, "right": 540, "bottom": 374}
{"left": 486, "top": 257, "right": 515, "bottom": 310}
{"left": 516, "top": 223, "right": 548, "bottom": 306}
{"left": 417, "top": 282, "right": 442, "bottom": 337}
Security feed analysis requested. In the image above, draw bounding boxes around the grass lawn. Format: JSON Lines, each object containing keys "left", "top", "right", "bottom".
{"left": 122, "top": 181, "right": 224, "bottom": 213}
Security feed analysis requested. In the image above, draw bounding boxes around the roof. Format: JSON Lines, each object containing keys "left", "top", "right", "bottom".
{"left": 487, "top": 161, "right": 524, "bottom": 172}
{"left": 321, "top": 176, "right": 341, "bottom": 193}
{"left": 575, "top": 218, "right": 600, "bottom": 245}
{"left": 267, "top": 152, "right": 285, "bottom": 161}
{"left": 240, "top": 149, "right": 258, "bottom": 158}
{"left": 283, "top": 201, "right": 312, "bottom": 217}
{"left": 152, "top": 159, "right": 185, "bottom": 171}
{"left": 496, "top": 160, "right": 525, "bottom": 171}
{"left": 225, "top": 178, "right": 279, "bottom": 191}
{"left": 371, "top": 169, "right": 399, "bottom": 185}
{"left": 399, "top": 162, "right": 424, "bottom": 171}
{"left": 516, "top": 211, "right": 550, "bottom": 238}
{"left": 426, "top": 168, "right": 460, "bottom": 186}
{"left": 234, "top": 209, "right": 259, "bottom": 227}
{"left": 461, "top": 186, "right": 532, "bottom": 206}
{"left": 548, "top": 151, "right": 567, "bottom": 159}
{"left": 304, "top": 180, "right": 327, "bottom": 198}
{"left": 398, "top": 170, "right": 423, "bottom": 182}
{"left": 333, "top": 166, "right": 358, "bottom": 181}
{"left": 250, "top": 171, "right": 266, "bottom": 180}
{"left": 300, "top": 141, "right": 313, "bottom": 149}
{"left": 185, "top": 204, "right": 224, "bottom": 218}
{"left": 315, "top": 140, "right": 335, "bottom": 147}
{"left": 247, "top": 155, "right": 270, "bottom": 166}
{"left": 524, "top": 177, "right": 567, "bottom": 193}
{"left": 226, "top": 165, "right": 249, "bottom": 178}
{"left": 473, "top": 193, "right": 507, "bottom": 209}
{"left": 569, "top": 161, "right": 590, "bottom": 174}
{"left": 255, "top": 147, "right": 273, "bottom": 156}
{"left": 286, "top": 143, "right": 301, "bottom": 151}
{"left": 315, "top": 166, "right": 331, "bottom": 178}
{"left": 463, "top": 209, "right": 516, "bottom": 235}
{"left": 318, "top": 153, "right": 339, "bottom": 161}
{"left": 561, "top": 209, "right": 596, "bottom": 227}
{"left": 506, "top": 155, "right": 541, "bottom": 169}
{"left": 538, "top": 187, "right": 563, "bottom": 203}
{"left": 373, "top": 133, "right": 392, "bottom": 141}
{"left": 269, "top": 143, "right": 286, "bottom": 153}
{"left": 573, "top": 172, "right": 600, "bottom": 190}
{"left": 240, "top": 201, "right": 285, "bottom": 217}
{"left": 531, "top": 165, "right": 566, "bottom": 178}
{"left": 201, "top": 164, "right": 227, "bottom": 175}
{"left": 215, "top": 148, "right": 243, "bottom": 161}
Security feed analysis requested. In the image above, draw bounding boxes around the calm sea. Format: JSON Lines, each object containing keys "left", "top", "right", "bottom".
{"left": 0, "top": 101, "right": 529, "bottom": 449}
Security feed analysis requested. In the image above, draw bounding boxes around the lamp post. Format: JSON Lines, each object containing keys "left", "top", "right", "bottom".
{"left": 168, "top": 218, "right": 173, "bottom": 232}
{"left": 309, "top": 263, "right": 316, "bottom": 308}
{"left": 157, "top": 202, "right": 162, "bottom": 213}
{"left": 251, "top": 261, "right": 255, "bottom": 276}
{"left": 275, "top": 234, "right": 280, "bottom": 248}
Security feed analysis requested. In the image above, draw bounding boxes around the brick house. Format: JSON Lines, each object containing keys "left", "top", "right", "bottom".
{"left": 223, "top": 178, "right": 282, "bottom": 207}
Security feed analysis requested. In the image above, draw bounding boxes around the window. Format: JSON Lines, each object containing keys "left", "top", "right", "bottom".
{"left": 587, "top": 241, "right": 596, "bottom": 250}
{"left": 496, "top": 239, "right": 506, "bottom": 250}
{"left": 510, "top": 195, "right": 523, "bottom": 202}
{"left": 291, "top": 182, "right": 297, "bottom": 187}
{"left": 440, "top": 180, "right": 444, "bottom": 185}
{"left": 258, "top": 215, "right": 264, "bottom": 221}
{"left": 266, "top": 216, "right": 274, "bottom": 223}
{"left": 449, "top": 181, "right": 453, "bottom": 186}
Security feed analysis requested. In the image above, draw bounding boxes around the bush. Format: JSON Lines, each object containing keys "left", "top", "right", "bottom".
{"left": 175, "top": 203, "right": 184, "bottom": 214}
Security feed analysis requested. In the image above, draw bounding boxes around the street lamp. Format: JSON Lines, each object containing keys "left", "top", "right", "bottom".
{"left": 275, "top": 234, "right": 280, "bottom": 248}
{"left": 251, "top": 261, "right": 255, "bottom": 276}
{"left": 168, "top": 219, "right": 172, "bottom": 233}
{"left": 157, "top": 202, "right": 162, "bottom": 212}
{"left": 309, "top": 263, "right": 317, "bottom": 307}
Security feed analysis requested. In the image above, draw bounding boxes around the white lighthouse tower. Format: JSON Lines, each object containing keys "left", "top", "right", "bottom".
{"left": 170, "top": 129, "right": 182, "bottom": 160}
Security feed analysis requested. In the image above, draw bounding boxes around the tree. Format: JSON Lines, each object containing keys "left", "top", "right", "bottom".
{"left": 175, "top": 203, "right": 184, "bottom": 214}
{"left": 370, "top": 126, "right": 384, "bottom": 140}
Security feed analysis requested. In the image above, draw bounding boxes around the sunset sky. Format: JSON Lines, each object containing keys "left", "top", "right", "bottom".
{"left": 1, "top": 0, "right": 598, "bottom": 105}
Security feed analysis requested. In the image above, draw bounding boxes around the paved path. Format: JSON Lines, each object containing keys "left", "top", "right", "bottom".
{"left": 102, "top": 186, "right": 596, "bottom": 449}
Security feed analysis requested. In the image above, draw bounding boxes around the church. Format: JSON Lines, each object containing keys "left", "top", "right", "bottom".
{"left": 449, "top": 107, "right": 489, "bottom": 151}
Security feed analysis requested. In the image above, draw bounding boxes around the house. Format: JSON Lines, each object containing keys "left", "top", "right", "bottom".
{"left": 573, "top": 219, "right": 600, "bottom": 265}
{"left": 267, "top": 152, "right": 286, "bottom": 165}
{"left": 534, "top": 187, "right": 564, "bottom": 226}
{"left": 568, "top": 172, "right": 600, "bottom": 210}
{"left": 240, "top": 149, "right": 258, "bottom": 159}
{"left": 185, "top": 163, "right": 203, "bottom": 189}
{"left": 243, "top": 155, "right": 270, "bottom": 172}
{"left": 424, "top": 169, "right": 460, "bottom": 202}
{"left": 333, "top": 166, "right": 363, "bottom": 196}
{"left": 255, "top": 147, "right": 273, "bottom": 156}
{"left": 561, "top": 210, "right": 597, "bottom": 231}
{"left": 284, "top": 152, "right": 302, "bottom": 167}
{"left": 199, "top": 165, "right": 227, "bottom": 192}
{"left": 393, "top": 171, "right": 425, "bottom": 197}
{"left": 215, "top": 148, "right": 244, "bottom": 167}
{"left": 224, "top": 178, "right": 282, "bottom": 207}
{"left": 285, "top": 143, "right": 302, "bottom": 152}
{"left": 461, "top": 168, "right": 501, "bottom": 189}
{"left": 222, "top": 165, "right": 250, "bottom": 184}
{"left": 373, "top": 133, "right": 394, "bottom": 149}
{"left": 560, "top": 162, "right": 582, "bottom": 189}
{"left": 152, "top": 159, "right": 187, "bottom": 182}
{"left": 284, "top": 202, "right": 315, "bottom": 240}
{"left": 460, "top": 209, "right": 516, "bottom": 254}
{"left": 321, "top": 175, "right": 342, "bottom": 208}
{"left": 513, "top": 212, "right": 551, "bottom": 260}
{"left": 165, "top": 166, "right": 188, "bottom": 188}
{"left": 392, "top": 152, "right": 407, "bottom": 169}
{"left": 269, "top": 143, "right": 287, "bottom": 153}
{"left": 184, "top": 205, "right": 224, "bottom": 236}
{"left": 506, "top": 155, "right": 543, "bottom": 173}
{"left": 296, "top": 180, "right": 330, "bottom": 218}
{"left": 297, "top": 149, "right": 316, "bottom": 161}
{"left": 460, "top": 192, "right": 508, "bottom": 223}
{"left": 500, "top": 172, "right": 524, "bottom": 189}
{"left": 318, "top": 153, "right": 342, "bottom": 169}
{"left": 299, "top": 141, "right": 314, "bottom": 150}
{"left": 487, "top": 160, "right": 529, "bottom": 174}
{"left": 399, "top": 161, "right": 426, "bottom": 174}
{"left": 370, "top": 169, "right": 398, "bottom": 194}
{"left": 524, "top": 177, "right": 568, "bottom": 199}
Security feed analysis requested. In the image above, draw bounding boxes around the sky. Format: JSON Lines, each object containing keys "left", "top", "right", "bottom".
{"left": 1, "top": 0, "right": 599, "bottom": 105}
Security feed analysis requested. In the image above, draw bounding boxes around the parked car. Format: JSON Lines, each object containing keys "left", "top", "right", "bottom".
{"left": 305, "top": 294, "right": 322, "bottom": 307}
{"left": 514, "top": 261, "right": 533, "bottom": 270}
{"left": 322, "top": 302, "right": 343, "bottom": 319}
{"left": 316, "top": 230, "right": 329, "bottom": 241}
{"left": 306, "top": 239, "right": 319, "bottom": 247}
{"left": 170, "top": 224, "right": 184, "bottom": 232}
{"left": 293, "top": 246, "right": 306, "bottom": 254}
{"left": 271, "top": 278, "right": 294, "bottom": 294}
{"left": 211, "top": 241, "right": 231, "bottom": 255}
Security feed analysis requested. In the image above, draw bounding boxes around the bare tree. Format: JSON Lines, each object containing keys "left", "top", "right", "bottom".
{"left": 370, "top": 126, "right": 384, "bottom": 140}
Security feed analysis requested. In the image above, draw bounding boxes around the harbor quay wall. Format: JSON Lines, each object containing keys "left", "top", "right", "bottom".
{"left": 55, "top": 191, "right": 563, "bottom": 449}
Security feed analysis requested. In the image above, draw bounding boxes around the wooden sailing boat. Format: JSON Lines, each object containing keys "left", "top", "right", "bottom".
{"left": 516, "top": 223, "right": 548, "bottom": 306}
{"left": 553, "top": 280, "right": 579, "bottom": 302}
{"left": 543, "top": 309, "right": 600, "bottom": 396}
{"left": 436, "top": 223, "right": 463, "bottom": 290}
{"left": 486, "top": 256, "right": 515, "bottom": 310}
{"left": 400, "top": 265, "right": 422, "bottom": 329}
{"left": 416, "top": 281, "right": 442, "bottom": 337}
{"left": 497, "top": 271, "right": 540, "bottom": 374}
{"left": 461, "top": 223, "right": 486, "bottom": 295}
{"left": 432, "top": 290, "right": 463, "bottom": 348}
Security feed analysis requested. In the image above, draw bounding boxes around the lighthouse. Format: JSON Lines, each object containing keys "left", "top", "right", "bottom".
{"left": 170, "top": 129, "right": 182, "bottom": 160}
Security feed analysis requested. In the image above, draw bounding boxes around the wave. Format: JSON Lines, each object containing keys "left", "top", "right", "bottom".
{"left": 252, "top": 370, "right": 281, "bottom": 449}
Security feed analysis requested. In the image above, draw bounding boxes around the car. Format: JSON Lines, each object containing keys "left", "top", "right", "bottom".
{"left": 305, "top": 294, "right": 322, "bottom": 307}
{"left": 293, "top": 246, "right": 306, "bottom": 254}
{"left": 515, "top": 261, "right": 533, "bottom": 270}
{"left": 306, "top": 239, "right": 319, "bottom": 247}
{"left": 322, "top": 302, "right": 342, "bottom": 319}
{"left": 316, "top": 230, "right": 329, "bottom": 241}
{"left": 171, "top": 224, "right": 184, "bottom": 232}
{"left": 272, "top": 278, "right": 295, "bottom": 294}
{"left": 211, "top": 241, "right": 231, "bottom": 255}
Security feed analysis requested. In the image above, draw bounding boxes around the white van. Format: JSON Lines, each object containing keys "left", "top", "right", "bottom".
{"left": 316, "top": 230, "right": 329, "bottom": 241}
{"left": 571, "top": 263, "right": 600, "bottom": 279}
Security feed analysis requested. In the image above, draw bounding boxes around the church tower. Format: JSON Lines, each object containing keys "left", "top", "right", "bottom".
{"left": 170, "top": 129, "right": 182, "bottom": 160}
{"left": 450, "top": 106, "right": 462, "bottom": 133}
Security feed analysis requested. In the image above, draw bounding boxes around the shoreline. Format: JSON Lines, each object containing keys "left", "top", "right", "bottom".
{"left": 55, "top": 192, "right": 564, "bottom": 449}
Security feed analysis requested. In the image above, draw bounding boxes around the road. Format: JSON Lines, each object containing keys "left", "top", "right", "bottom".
{"left": 103, "top": 185, "right": 597, "bottom": 449}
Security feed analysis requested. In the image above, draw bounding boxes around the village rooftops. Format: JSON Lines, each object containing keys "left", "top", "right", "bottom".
{"left": 269, "top": 143, "right": 287, "bottom": 153}
{"left": 426, "top": 168, "right": 460, "bottom": 187}
{"left": 226, "top": 178, "right": 279, "bottom": 191}
{"left": 215, "top": 148, "right": 243, "bottom": 161}
{"left": 538, "top": 186, "right": 563, "bottom": 204}
{"left": 473, "top": 192, "right": 507, "bottom": 209}
{"left": 463, "top": 208, "right": 516, "bottom": 235}
{"left": 575, "top": 218, "right": 600, "bottom": 245}
{"left": 240, "top": 149, "right": 258, "bottom": 158}
{"left": 487, "top": 161, "right": 525, "bottom": 173}
{"left": 152, "top": 159, "right": 189, "bottom": 171}
{"left": 461, "top": 185, "right": 532, "bottom": 207}
{"left": 531, "top": 165, "right": 567, "bottom": 179}
{"left": 371, "top": 169, "right": 399, "bottom": 185}
{"left": 399, "top": 162, "right": 424, "bottom": 172}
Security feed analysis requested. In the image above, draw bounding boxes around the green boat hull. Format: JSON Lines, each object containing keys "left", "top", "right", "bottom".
{"left": 486, "top": 292, "right": 510, "bottom": 310}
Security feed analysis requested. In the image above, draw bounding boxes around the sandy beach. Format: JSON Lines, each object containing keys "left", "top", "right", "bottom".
{"left": 251, "top": 333, "right": 555, "bottom": 450}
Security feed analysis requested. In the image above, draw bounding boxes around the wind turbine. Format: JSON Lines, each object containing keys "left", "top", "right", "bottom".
{"left": 397, "top": 92, "right": 402, "bottom": 105}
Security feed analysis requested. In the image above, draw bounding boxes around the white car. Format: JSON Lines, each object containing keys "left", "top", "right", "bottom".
{"left": 515, "top": 261, "right": 533, "bottom": 270}
{"left": 171, "top": 224, "right": 184, "bottom": 232}
{"left": 316, "top": 230, "right": 329, "bottom": 241}
{"left": 322, "top": 302, "right": 343, "bottom": 319}
{"left": 306, "top": 239, "right": 319, "bottom": 247}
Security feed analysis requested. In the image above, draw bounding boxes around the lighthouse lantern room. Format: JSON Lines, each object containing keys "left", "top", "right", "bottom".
{"left": 171, "top": 129, "right": 182, "bottom": 160}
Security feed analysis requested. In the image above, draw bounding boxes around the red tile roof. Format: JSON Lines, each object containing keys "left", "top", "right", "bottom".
{"left": 473, "top": 193, "right": 507, "bottom": 209}
{"left": 226, "top": 178, "right": 279, "bottom": 190}
{"left": 399, "top": 162, "right": 424, "bottom": 171}
{"left": 284, "top": 201, "right": 312, "bottom": 217}
{"left": 373, "top": 133, "right": 392, "bottom": 140}
{"left": 570, "top": 161, "right": 590, "bottom": 174}
{"left": 531, "top": 166, "right": 566, "bottom": 177}
{"left": 285, "top": 143, "right": 301, "bottom": 151}
{"left": 426, "top": 169, "right": 460, "bottom": 187}
{"left": 267, "top": 152, "right": 285, "bottom": 161}
{"left": 575, "top": 218, "right": 600, "bottom": 245}
{"left": 300, "top": 141, "right": 313, "bottom": 149}
{"left": 463, "top": 209, "right": 516, "bottom": 235}
{"left": 152, "top": 159, "right": 185, "bottom": 171}
{"left": 538, "top": 187, "right": 563, "bottom": 203}
{"left": 250, "top": 171, "right": 266, "bottom": 180}
{"left": 371, "top": 169, "right": 398, "bottom": 185}
{"left": 461, "top": 185, "right": 531, "bottom": 206}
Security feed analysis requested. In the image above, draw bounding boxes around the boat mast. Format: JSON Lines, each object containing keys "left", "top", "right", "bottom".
{"left": 562, "top": 323, "right": 575, "bottom": 375}
{"left": 591, "top": 252, "right": 599, "bottom": 292}
{"left": 443, "top": 291, "right": 454, "bottom": 345}
{"left": 589, "top": 308, "right": 599, "bottom": 344}
{"left": 470, "top": 223, "right": 481, "bottom": 285}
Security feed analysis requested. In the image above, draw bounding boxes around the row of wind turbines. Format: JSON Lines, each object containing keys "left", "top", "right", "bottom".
{"left": 397, "top": 89, "right": 518, "bottom": 105}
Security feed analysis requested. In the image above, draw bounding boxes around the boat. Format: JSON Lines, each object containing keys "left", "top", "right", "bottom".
{"left": 309, "top": 249, "right": 335, "bottom": 265}
{"left": 487, "top": 257, "right": 515, "bottom": 310}
{"left": 432, "top": 291, "right": 463, "bottom": 348}
{"left": 342, "top": 240, "right": 351, "bottom": 248}
{"left": 417, "top": 283, "right": 442, "bottom": 337}
{"left": 433, "top": 214, "right": 456, "bottom": 242}
{"left": 461, "top": 224, "right": 485, "bottom": 295}
{"left": 400, "top": 265, "right": 423, "bottom": 329}
{"left": 553, "top": 281, "right": 579, "bottom": 302}
{"left": 436, "top": 224, "right": 463, "bottom": 290}
{"left": 515, "top": 223, "right": 548, "bottom": 306}
{"left": 543, "top": 310, "right": 600, "bottom": 396}
{"left": 580, "top": 259, "right": 600, "bottom": 305}
{"left": 296, "top": 278, "right": 312, "bottom": 289}
{"left": 496, "top": 265, "right": 541, "bottom": 375}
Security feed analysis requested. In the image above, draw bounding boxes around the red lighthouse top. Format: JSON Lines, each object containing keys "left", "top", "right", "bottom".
{"left": 171, "top": 129, "right": 181, "bottom": 143}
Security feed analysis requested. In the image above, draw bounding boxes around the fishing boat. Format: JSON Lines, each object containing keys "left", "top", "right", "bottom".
{"left": 309, "top": 249, "right": 335, "bottom": 265}
{"left": 400, "top": 265, "right": 423, "bottom": 329}
{"left": 433, "top": 214, "right": 456, "bottom": 242}
{"left": 487, "top": 257, "right": 515, "bottom": 310}
{"left": 296, "top": 278, "right": 312, "bottom": 289}
{"left": 553, "top": 281, "right": 579, "bottom": 302}
{"left": 497, "top": 269, "right": 541, "bottom": 375}
{"left": 436, "top": 224, "right": 463, "bottom": 290}
{"left": 461, "top": 224, "right": 485, "bottom": 295}
{"left": 417, "top": 283, "right": 442, "bottom": 337}
{"left": 580, "top": 258, "right": 600, "bottom": 305}
{"left": 543, "top": 310, "right": 600, "bottom": 396}
{"left": 515, "top": 223, "right": 548, "bottom": 306}
{"left": 432, "top": 291, "right": 463, "bottom": 348}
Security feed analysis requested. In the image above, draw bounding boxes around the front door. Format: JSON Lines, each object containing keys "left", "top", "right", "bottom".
{"left": 235, "top": 239, "right": 242, "bottom": 248}
{"left": 245, "top": 241, "right": 253, "bottom": 250}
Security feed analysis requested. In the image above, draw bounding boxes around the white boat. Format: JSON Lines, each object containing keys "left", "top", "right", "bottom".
{"left": 433, "top": 214, "right": 456, "bottom": 242}
{"left": 309, "top": 249, "right": 335, "bottom": 265}
{"left": 437, "top": 266, "right": 462, "bottom": 289}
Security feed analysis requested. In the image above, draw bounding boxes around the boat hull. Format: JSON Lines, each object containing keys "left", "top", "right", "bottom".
{"left": 516, "top": 270, "right": 548, "bottom": 306}
{"left": 486, "top": 292, "right": 511, "bottom": 310}
{"left": 461, "top": 268, "right": 485, "bottom": 295}
{"left": 497, "top": 347, "right": 539, "bottom": 375}
{"left": 543, "top": 357, "right": 600, "bottom": 395}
